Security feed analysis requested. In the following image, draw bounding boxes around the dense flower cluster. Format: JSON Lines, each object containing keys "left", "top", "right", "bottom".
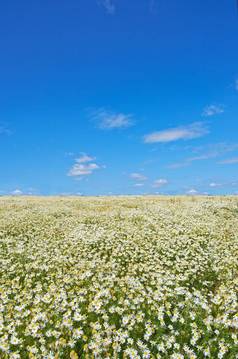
{"left": 0, "top": 196, "right": 238, "bottom": 358}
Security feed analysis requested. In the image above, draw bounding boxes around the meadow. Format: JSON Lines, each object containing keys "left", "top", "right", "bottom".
{"left": 0, "top": 196, "right": 237, "bottom": 359}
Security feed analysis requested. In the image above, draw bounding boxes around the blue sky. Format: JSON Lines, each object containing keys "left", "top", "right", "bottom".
{"left": 0, "top": 0, "right": 238, "bottom": 195}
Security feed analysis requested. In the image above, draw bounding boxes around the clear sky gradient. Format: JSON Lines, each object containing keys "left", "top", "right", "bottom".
{"left": 0, "top": 0, "right": 238, "bottom": 195}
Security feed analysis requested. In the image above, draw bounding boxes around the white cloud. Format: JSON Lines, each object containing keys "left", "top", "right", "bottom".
{"left": 11, "top": 189, "right": 23, "bottom": 196}
{"left": 99, "top": 0, "right": 115, "bottom": 14}
{"left": 91, "top": 108, "right": 133, "bottom": 130}
{"left": 68, "top": 154, "right": 102, "bottom": 178}
{"left": 130, "top": 173, "right": 147, "bottom": 181}
{"left": 202, "top": 104, "right": 224, "bottom": 117}
{"left": 153, "top": 179, "right": 168, "bottom": 188}
{"left": 219, "top": 157, "right": 238, "bottom": 165}
{"left": 144, "top": 122, "right": 208, "bottom": 144}
{"left": 209, "top": 182, "right": 221, "bottom": 188}
{"left": 186, "top": 188, "right": 198, "bottom": 195}
{"left": 134, "top": 183, "right": 145, "bottom": 187}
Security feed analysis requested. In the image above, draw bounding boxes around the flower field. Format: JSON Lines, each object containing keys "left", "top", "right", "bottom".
{"left": 0, "top": 196, "right": 238, "bottom": 359}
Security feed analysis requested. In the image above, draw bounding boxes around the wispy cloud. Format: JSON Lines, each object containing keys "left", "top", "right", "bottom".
{"left": 186, "top": 188, "right": 199, "bottom": 195}
{"left": 209, "top": 182, "right": 222, "bottom": 188}
{"left": 64, "top": 152, "right": 75, "bottom": 157}
{"left": 91, "top": 108, "right": 134, "bottom": 130}
{"left": 98, "top": 0, "right": 115, "bottom": 15}
{"left": 0, "top": 127, "right": 6, "bottom": 135}
{"left": 134, "top": 183, "right": 145, "bottom": 187}
{"left": 68, "top": 153, "right": 102, "bottom": 178}
{"left": 208, "top": 181, "right": 237, "bottom": 188}
{"left": 235, "top": 79, "right": 238, "bottom": 91}
{"left": 130, "top": 173, "right": 147, "bottom": 181}
{"left": 152, "top": 178, "right": 168, "bottom": 188}
{"left": 149, "top": 0, "right": 158, "bottom": 13}
{"left": 0, "top": 124, "right": 11, "bottom": 136}
{"left": 169, "top": 143, "right": 238, "bottom": 169}
{"left": 76, "top": 154, "right": 95, "bottom": 163}
{"left": 202, "top": 104, "right": 224, "bottom": 117}
{"left": 219, "top": 157, "right": 238, "bottom": 165}
{"left": 144, "top": 122, "right": 208, "bottom": 144}
{"left": 99, "top": 1, "right": 160, "bottom": 15}
{"left": 169, "top": 153, "right": 217, "bottom": 169}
